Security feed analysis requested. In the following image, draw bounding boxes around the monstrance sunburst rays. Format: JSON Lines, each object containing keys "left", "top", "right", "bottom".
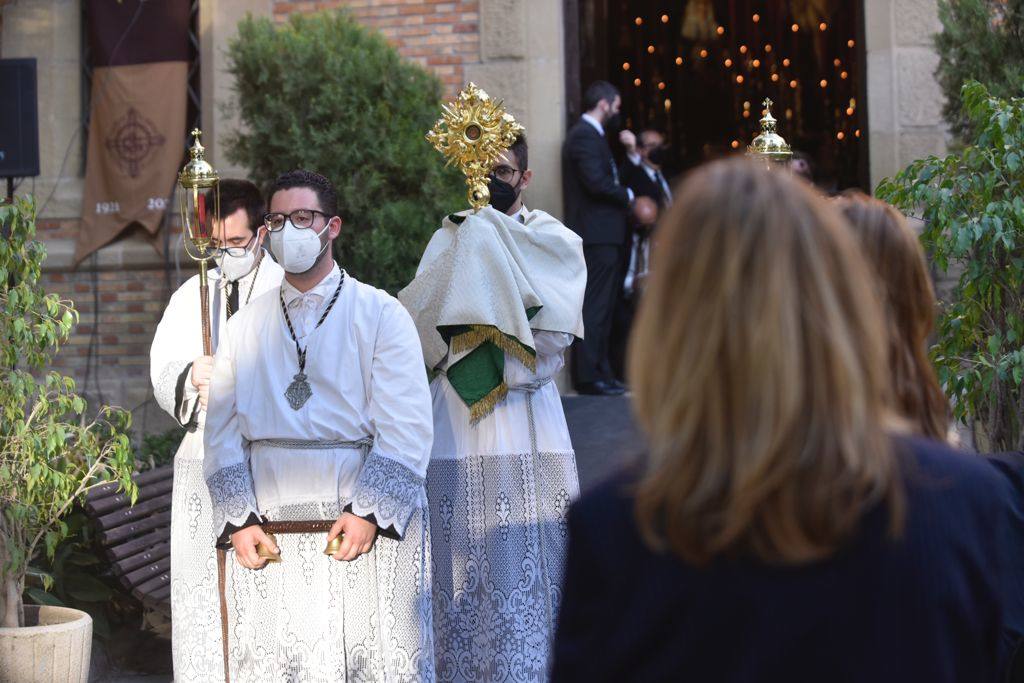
{"left": 426, "top": 82, "right": 524, "bottom": 211}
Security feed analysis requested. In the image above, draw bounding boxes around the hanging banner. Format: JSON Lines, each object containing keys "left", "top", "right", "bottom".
{"left": 76, "top": 0, "right": 190, "bottom": 265}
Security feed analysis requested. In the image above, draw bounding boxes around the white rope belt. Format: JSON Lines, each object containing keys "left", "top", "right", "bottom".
{"left": 252, "top": 437, "right": 373, "bottom": 450}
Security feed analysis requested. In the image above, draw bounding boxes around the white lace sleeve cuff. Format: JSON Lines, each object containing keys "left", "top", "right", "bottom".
{"left": 207, "top": 462, "right": 261, "bottom": 538}
{"left": 349, "top": 452, "right": 425, "bottom": 539}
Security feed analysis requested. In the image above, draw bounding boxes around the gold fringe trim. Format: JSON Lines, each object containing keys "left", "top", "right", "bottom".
{"left": 469, "top": 381, "right": 508, "bottom": 424}
{"left": 449, "top": 325, "right": 537, "bottom": 371}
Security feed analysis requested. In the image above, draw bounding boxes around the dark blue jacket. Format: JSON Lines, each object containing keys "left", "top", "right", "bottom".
{"left": 985, "top": 452, "right": 1024, "bottom": 681}
{"left": 553, "top": 438, "right": 1013, "bottom": 682}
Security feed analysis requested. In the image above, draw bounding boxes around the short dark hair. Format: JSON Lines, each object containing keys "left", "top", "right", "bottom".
{"left": 583, "top": 81, "right": 619, "bottom": 112}
{"left": 206, "top": 179, "right": 265, "bottom": 232}
{"left": 508, "top": 133, "right": 528, "bottom": 171}
{"left": 268, "top": 169, "right": 339, "bottom": 218}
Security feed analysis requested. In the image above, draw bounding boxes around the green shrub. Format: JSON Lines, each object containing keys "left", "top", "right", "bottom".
{"left": 224, "top": 10, "right": 464, "bottom": 293}
{"left": 0, "top": 197, "right": 136, "bottom": 628}
{"left": 135, "top": 426, "right": 186, "bottom": 472}
{"left": 936, "top": 0, "right": 1024, "bottom": 138}
{"left": 876, "top": 82, "right": 1024, "bottom": 451}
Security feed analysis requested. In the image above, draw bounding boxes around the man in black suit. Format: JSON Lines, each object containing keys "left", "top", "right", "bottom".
{"left": 562, "top": 81, "right": 634, "bottom": 396}
{"left": 620, "top": 128, "right": 673, "bottom": 208}
{"left": 608, "top": 128, "right": 672, "bottom": 382}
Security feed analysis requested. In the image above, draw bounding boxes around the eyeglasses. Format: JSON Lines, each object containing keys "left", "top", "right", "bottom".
{"left": 212, "top": 232, "right": 258, "bottom": 258}
{"left": 263, "top": 209, "right": 329, "bottom": 232}
{"left": 490, "top": 165, "right": 522, "bottom": 184}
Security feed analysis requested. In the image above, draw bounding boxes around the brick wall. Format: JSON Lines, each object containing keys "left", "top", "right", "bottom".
{"left": 273, "top": 0, "right": 481, "bottom": 96}
{"left": 40, "top": 217, "right": 191, "bottom": 437}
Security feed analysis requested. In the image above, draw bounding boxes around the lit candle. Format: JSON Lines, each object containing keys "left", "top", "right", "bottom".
{"left": 195, "top": 191, "right": 209, "bottom": 239}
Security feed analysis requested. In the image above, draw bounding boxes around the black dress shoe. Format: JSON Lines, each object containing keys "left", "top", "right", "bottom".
{"left": 576, "top": 380, "right": 626, "bottom": 396}
{"left": 609, "top": 378, "right": 627, "bottom": 391}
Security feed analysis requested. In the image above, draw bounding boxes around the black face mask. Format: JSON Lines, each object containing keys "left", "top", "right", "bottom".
{"left": 488, "top": 176, "right": 522, "bottom": 214}
{"left": 647, "top": 146, "right": 668, "bottom": 167}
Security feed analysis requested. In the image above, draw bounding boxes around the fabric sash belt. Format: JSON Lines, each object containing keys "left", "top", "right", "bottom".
{"left": 216, "top": 436, "right": 373, "bottom": 682}
{"left": 507, "top": 376, "right": 553, "bottom": 394}
{"left": 251, "top": 436, "right": 374, "bottom": 450}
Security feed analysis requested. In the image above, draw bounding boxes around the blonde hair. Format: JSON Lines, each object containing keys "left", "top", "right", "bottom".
{"left": 836, "top": 192, "right": 951, "bottom": 442}
{"left": 628, "top": 159, "right": 903, "bottom": 566}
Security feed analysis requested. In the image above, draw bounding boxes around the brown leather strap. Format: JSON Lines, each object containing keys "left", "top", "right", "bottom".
{"left": 262, "top": 520, "right": 335, "bottom": 534}
{"left": 217, "top": 548, "right": 230, "bottom": 683}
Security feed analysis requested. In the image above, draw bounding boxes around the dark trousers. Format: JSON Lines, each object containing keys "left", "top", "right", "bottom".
{"left": 574, "top": 244, "right": 624, "bottom": 386}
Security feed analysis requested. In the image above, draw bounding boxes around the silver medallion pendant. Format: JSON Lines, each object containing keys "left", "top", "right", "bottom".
{"left": 285, "top": 372, "right": 312, "bottom": 410}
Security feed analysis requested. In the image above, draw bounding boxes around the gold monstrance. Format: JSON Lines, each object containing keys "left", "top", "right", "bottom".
{"left": 178, "top": 129, "right": 220, "bottom": 356}
{"left": 426, "top": 82, "right": 524, "bottom": 211}
{"left": 747, "top": 98, "right": 793, "bottom": 163}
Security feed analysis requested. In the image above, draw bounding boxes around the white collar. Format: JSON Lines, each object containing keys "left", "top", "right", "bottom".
{"left": 581, "top": 113, "right": 605, "bottom": 137}
{"left": 280, "top": 261, "right": 342, "bottom": 306}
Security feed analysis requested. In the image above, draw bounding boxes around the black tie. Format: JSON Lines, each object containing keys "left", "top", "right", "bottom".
{"left": 655, "top": 170, "right": 671, "bottom": 206}
{"left": 226, "top": 281, "right": 239, "bottom": 319}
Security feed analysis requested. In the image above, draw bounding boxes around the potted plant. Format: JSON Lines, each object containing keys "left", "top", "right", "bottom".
{"left": 0, "top": 196, "right": 136, "bottom": 682}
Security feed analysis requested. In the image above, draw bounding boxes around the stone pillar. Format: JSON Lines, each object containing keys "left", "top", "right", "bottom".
{"left": 465, "top": 0, "right": 567, "bottom": 218}
{"left": 864, "top": 0, "right": 948, "bottom": 189}
{"left": 199, "top": 0, "right": 275, "bottom": 176}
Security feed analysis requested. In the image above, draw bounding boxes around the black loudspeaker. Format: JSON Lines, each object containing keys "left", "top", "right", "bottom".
{"left": 0, "top": 58, "right": 40, "bottom": 178}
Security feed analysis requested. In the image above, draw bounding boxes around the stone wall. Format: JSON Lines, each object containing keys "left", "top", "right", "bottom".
{"left": 864, "top": 0, "right": 948, "bottom": 189}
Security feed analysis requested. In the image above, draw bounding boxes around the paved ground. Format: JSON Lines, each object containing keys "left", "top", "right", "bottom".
{"left": 95, "top": 394, "right": 640, "bottom": 682}
{"left": 564, "top": 394, "right": 643, "bottom": 492}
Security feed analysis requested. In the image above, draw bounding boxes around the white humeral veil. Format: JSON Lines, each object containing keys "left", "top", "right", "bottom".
{"left": 399, "top": 206, "right": 587, "bottom": 682}
{"left": 203, "top": 266, "right": 436, "bottom": 682}
{"left": 149, "top": 254, "right": 283, "bottom": 683}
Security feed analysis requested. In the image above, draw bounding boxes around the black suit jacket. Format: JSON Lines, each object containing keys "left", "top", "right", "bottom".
{"left": 562, "top": 119, "right": 631, "bottom": 246}
{"left": 552, "top": 437, "right": 1013, "bottom": 683}
{"left": 620, "top": 158, "right": 671, "bottom": 209}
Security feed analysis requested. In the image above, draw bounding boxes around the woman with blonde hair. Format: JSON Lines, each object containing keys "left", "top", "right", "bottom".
{"left": 836, "top": 191, "right": 952, "bottom": 442}
{"left": 551, "top": 159, "right": 1011, "bottom": 682}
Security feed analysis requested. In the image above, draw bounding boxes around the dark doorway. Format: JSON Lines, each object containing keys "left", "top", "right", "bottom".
{"left": 568, "top": 0, "right": 869, "bottom": 191}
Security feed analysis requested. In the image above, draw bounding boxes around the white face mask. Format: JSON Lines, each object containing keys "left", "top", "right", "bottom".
{"left": 216, "top": 238, "right": 260, "bottom": 282}
{"left": 270, "top": 219, "right": 331, "bottom": 274}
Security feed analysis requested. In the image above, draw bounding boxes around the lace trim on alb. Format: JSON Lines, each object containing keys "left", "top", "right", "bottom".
{"left": 349, "top": 452, "right": 425, "bottom": 538}
{"left": 206, "top": 462, "right": 260, "bottom": 537}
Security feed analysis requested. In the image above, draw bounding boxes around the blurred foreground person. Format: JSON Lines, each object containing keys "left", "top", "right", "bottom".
{"left": 836, "top": 192, "right": 951, "bottom": 442}
{"left": 552, "top": 159, "right": 1012, "bottom": 683}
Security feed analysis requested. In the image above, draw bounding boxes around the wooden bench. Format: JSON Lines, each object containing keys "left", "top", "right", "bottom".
{"left": 84, "top": 465, "right": 174, "bottom": 611}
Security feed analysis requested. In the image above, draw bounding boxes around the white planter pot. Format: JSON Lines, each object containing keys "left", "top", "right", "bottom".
{"left": 0, "top": 605, "right": 92, "bottom": 683}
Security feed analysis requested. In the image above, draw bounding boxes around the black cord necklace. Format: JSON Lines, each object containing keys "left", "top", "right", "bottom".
{"left": 280, "top": 273, "right": 345, "bottom": 410}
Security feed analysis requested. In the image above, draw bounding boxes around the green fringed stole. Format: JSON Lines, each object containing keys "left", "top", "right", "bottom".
{"left": 439, "top": 316, "right": 539, "bottom": 422}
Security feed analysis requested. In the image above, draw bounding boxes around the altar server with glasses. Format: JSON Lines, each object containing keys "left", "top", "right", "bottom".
{"left": 150, "top": 179, "right": 283, "bottom": 683}
{"left": 203, "top": 169, "right": 435, "bottom": 682}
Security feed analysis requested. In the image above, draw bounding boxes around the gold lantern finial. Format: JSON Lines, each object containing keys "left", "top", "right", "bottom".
{"left": 179, "top": 128, "right": 219, "bottom": 193}
{"left": 177, "top": 128, "right": 222, "bottom": 356}
{"left": 747, "top": 98, "right": 792, "bottom": 161}
{"left": 426, "top": 83, "right": 525, "bottom": 211}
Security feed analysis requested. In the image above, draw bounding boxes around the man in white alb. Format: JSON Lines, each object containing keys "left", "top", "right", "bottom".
{"left": 150, "top": 179, "right": 283, "bottom": 683}
{"left": 400, "top": 134, "right": 586, "bottom": 682}
{"left": 203, "top": 169, "right": 435, "bottom": 681}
